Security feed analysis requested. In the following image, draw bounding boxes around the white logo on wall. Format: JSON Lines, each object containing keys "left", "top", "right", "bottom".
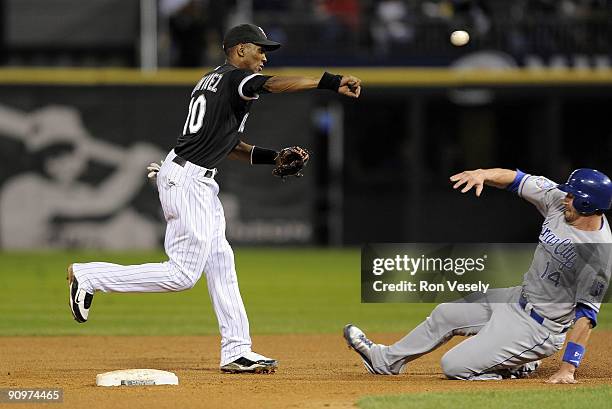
{"left": 220, "top": 193, "right": 312, "bottom": 243}
{"left": 0, "top": 104, "right": 164, "bottom": 249}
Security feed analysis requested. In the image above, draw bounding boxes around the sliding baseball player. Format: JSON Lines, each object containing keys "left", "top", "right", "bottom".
{"left": 345, "top": 168, "right": 611, "bottom": 382}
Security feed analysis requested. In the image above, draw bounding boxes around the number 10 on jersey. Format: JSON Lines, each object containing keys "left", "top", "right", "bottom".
{"left": 183, "top": 95, "right": 206, "bottom": 135}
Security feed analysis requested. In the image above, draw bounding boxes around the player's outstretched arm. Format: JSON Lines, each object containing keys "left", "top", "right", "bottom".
{"left": 449, "top": 168, "right": 517, "bottom": 197}
{"left": 546, "top": 317, "right": 593, "bottom": 384}
{"left": 263, "top": 73, "right": 361, "bottom": 98}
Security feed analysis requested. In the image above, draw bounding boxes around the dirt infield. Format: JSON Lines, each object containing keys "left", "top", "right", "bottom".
{"left": 1, "top": 332, "right": 611, "bottom": 409}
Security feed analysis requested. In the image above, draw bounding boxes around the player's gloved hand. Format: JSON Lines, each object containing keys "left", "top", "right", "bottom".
{"left": 450, "top": 169, "right": 487, "bottom": 197}
{"left": 147, "top": 161, "right": 163, "bottom": 181}
{"left": 272, "top": 146, "right": 310, "bottom": 179}
{"left": 546, "top": 365, "right": 577, "bottom": 384}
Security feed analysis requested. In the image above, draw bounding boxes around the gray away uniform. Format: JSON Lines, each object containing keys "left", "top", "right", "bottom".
{"left": 368, "top": 174, "right": 612, "bottom": 379}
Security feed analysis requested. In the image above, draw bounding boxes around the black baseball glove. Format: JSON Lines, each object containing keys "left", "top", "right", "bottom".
{"left": 272, "top": 146, "right": 310, "bottom": 179}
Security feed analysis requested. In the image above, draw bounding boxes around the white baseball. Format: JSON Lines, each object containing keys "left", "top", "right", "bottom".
{"left": 450, "top": 30, "right": 470, "bottom": 47}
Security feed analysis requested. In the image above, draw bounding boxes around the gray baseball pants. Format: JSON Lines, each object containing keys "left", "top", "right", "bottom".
{"left": 369, "top": 287, "right": 566, "bottom": 379}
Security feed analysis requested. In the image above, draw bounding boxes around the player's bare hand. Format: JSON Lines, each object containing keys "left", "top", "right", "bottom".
{"left": 450, "top": 169, "right": 486, "bottom": 196}
{"left": 546, "top": 369, "right": 577, "bottom": 384}
{"left": 338, "top": 75, "right": 361, "bottom": 98}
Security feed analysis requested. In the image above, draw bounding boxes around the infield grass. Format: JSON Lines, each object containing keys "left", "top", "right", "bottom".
{"left": 358, "top": 385, "right": 612, "bottom": 409}
{"left": 0, "top": 248, "right": 610, "bottom": 335}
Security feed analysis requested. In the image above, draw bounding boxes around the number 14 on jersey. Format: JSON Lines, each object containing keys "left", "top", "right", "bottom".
{"left": 541, "top": 261, "right": 562, "bottom": 287}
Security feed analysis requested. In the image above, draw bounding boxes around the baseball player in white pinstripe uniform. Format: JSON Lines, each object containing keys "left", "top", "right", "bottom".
{"left": 67, "top": 24, "right": 361, "bottom": 373}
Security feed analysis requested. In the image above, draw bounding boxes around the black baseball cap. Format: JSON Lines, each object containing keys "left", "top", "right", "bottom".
{"left": 223, "top": 24, "right": 281, "bottom": 51}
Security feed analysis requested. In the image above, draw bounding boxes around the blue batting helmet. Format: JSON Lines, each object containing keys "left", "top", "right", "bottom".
{"left": 557, "top": 168, "right": 612, "bottom": 215}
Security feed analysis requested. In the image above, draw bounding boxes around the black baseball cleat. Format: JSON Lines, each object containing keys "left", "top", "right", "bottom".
{"left": 220, "top": 352, "right": 278, "bottom": 374}
{"left": 343, "top": 324, "right": 381, "bottom": 374}
{"left": 67, "top": 264, "right": 94, "bottom": 323}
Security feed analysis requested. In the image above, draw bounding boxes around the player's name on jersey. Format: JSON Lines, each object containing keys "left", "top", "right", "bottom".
{"left": 193, "top": 73, "right": 224, "bottom": 94}
{"left": 372, "top": 280, "right": 490, "bottom": 293}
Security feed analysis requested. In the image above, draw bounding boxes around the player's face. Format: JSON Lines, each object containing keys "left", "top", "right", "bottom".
{"left": 242, "top": 44, "right": 267, "bottom": 73}
{"left": 563, "top": 193, "right": 580, "bottom": 223}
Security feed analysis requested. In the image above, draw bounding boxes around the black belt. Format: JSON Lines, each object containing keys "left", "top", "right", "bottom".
{"left": 172, "top": 155, "right": 187, "bottom": 167}
{"left": 172, "top": 155, "right": 215, "bottom": 178}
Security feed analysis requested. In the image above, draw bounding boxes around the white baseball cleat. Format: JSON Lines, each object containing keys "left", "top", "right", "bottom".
{"left": 220, "top": 351, "right": 278, "bottom": 374}
{"left": 508, "top": 360, "right": 541, "bottom": 379}
{"left": 343, "top": 324, "right": 382, "bottom": 374}
{"left": 67, "top": 264, "right": 94, "bottom": 323}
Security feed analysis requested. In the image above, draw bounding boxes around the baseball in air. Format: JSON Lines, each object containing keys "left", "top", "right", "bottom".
{"left": 450, "top": 30, "right": 470, "bottom": 46}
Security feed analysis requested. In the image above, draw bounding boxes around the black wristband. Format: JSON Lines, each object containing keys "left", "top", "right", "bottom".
{"left": 251, "top": 146, "right": 278, "bottom": 165}
{"left": 317, "top": 71, "right": 342, "bottom": 92}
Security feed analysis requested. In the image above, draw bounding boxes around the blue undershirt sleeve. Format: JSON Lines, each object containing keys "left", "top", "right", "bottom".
{"left": 575, "top": 303, "right": 598, "bottom": 328}
{"left": 506, "top": 169, "right": 527, "bottom": 194}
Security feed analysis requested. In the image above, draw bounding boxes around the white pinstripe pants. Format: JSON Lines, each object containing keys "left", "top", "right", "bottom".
{"left": 73, "top": 150, "right": 251, "bottom": 366}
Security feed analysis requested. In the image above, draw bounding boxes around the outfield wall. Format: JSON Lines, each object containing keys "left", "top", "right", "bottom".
{"left": 0, "top": 68, "right": 611, "bottom": 248}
